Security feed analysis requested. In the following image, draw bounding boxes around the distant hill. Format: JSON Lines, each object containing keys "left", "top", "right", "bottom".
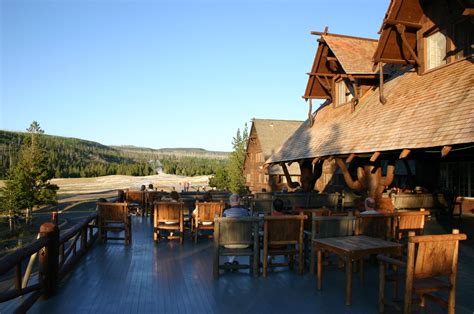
{"left": 0, "top": 130, "right": 229, "bottom": 179}
{"left": 113, "top": 145, "right": 229, "bottom": 159}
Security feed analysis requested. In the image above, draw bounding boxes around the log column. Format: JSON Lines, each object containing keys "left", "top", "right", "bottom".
{"left": 39, "top": 222, "right": 59, "bottom": 299}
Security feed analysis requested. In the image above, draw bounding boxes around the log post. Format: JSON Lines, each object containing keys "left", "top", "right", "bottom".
{"left": 39, "top": 222, "right": 59, "bottom": 299}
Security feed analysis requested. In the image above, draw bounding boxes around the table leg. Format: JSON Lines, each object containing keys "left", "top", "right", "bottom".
{"left": 346, "top": 256, "right": 352, "bottom": 306}
{"left": 317, "top": 248, "right": 322, "bottom": 290}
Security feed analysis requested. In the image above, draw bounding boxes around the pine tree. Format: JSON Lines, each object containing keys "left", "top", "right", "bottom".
{"left": 227, "top": 123, "right": 249, "bottom": 195}
{"left": 0, "top": 121, "right": 59, "bottom": 226}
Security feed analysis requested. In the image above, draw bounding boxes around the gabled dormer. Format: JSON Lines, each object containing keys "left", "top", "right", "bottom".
{"left": 373, "top": 0, "right": 473, "bottom": 74}
{"left": 303, "top": 30, "right": 380, "bottom": 111}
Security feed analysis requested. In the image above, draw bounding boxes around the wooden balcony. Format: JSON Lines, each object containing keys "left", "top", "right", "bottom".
{"left": 2, "top": 215, "right": 474, "bottom": 313}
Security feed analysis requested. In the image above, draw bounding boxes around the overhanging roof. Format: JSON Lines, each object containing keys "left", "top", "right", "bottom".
{"left": 268, "top": 59, "right": 474, "bottom": 163}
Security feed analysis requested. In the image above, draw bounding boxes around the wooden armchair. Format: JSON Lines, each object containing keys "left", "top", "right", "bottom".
{"left": 97, "top": 202, "right": 131, "bottom": 245}
{"left": 310, "top": 215, "right": 356, "bottom": 274}
{"left": 125, "top": 190, "right": 146, "bottom": 215}
{"left": 192, "top": 201, "right": 224, "bottom": 243}
{"left": 393, "top": 209, "right": 430, "bottom": 242}
{"left": 378, "top": 230, "right": 467, "bottom": 314}
{"left": 213, "top": 217, "right": 260, "bottom": 279}
{"left": 356, "top": 213, "right": 393, "bottom": 240}
{"left": 262, "top": 215, "right": 306, "bottom": 277}
{"left": 153, "top": 201, "right": 184, "bottom": 243}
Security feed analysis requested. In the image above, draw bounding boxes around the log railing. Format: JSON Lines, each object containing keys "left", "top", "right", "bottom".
{"left": 0, "top": 213, "right": 98, "bottom": 313}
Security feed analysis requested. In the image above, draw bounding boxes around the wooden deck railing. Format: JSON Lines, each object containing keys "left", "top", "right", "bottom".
{"left": 0, "top": 213, "right": 98, "bottom": 313}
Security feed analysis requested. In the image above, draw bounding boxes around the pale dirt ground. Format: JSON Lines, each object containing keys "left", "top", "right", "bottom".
{"left": 51, "top": 173, "right": 210, "bottom": 195}
{"left": 0, "top": 174, "right": 211, "bottom": 204}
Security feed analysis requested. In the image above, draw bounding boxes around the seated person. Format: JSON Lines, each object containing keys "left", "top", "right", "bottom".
{"left": 223, "top": 194, "right": 249, "bottom": 218}
{"left": 223, "top": 194, "right": 250, "bottom": 266}
{"left": 360, "top": 197, "right": 379, "bottom": 215}
{"left": 116, "top": 190, "right": 125, "bottom": 202}
{"left": 272, "top": 198, "right": 286, "bottom": 216}
{"left": 147, "top": 184, "right": 154, "bottom": 191}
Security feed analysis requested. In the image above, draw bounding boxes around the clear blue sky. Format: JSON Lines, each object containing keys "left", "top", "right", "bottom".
{"left": 1, "top": 0, "right": 389, "bottom": 152}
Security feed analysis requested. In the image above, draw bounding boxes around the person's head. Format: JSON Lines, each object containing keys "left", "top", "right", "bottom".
{"left": 273, "top": 198, "right": 284, "bottom": 212}
{"left": 140, "top": 185, "right": 146, "bottom": 191}
{"left": 170, "top": 191, "right": 180, "bottom": 201}
{"left": 364, "top": 197, "right": 376, "bottom": 211}
{"left": 148, "top": 184, "right": 154, "bottom": 190}
{"left": 203, "top": 191, "right": 213, "bottom": 202}
{"left": 117, "top": 190, "right": 125, "bottom": 202}
{"left": 229, "top": 194, "right": 240, "bottom": 207}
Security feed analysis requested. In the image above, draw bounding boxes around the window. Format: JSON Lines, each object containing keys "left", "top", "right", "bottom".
{"left": 335, "top": 79, "right": 354, "bottom": 106}
{"left": 439, "top": 161, "right": 473, "bottom": 197}
{"left": 426, "top": 31, "right": 447, "bottom": 70}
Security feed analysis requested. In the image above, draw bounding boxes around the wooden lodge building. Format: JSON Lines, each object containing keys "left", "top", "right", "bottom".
{"left": 243, "top": 119, "right": 302, "bottom": 193}
{"left": 266, "top": 0, "right": 474, "bottom": 211}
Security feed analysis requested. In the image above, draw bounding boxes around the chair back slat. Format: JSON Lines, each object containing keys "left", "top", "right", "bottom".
{"left": 356, "top": 214, "right": 391, "bottom": 239}
{"left": 98, "top": 202, "right": 128, "bottom": 221}
{"left": 154, "top": 202, "right": 183, "bottom": 224}
{"left": 265, "top": 215, "right": 305, "bottom": 244}
{"left": 313, "top": 215, "right": 355, "bottom": 239}
{"left": 197, "top": 201, "right": 224, "bottom": 223}
{"left": 126, "top": 191, "right": 146, "bottom": 204}
{"left": 395, "top": 209, "right": 429, "bottom": 240}
{"left": 412, "top": 234, "right": 464, "bottom": 279}
{"left": 215, "top": 217, "right": 259, "bottom": 246}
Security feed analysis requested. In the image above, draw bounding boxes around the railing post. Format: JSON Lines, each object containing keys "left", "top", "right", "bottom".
{"left": 39, "top": 222, "right": 59, "bottom": 299}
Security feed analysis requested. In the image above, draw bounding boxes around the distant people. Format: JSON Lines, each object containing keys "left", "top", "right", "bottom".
{"left": 360, "top": 197, "right": 379, "bottom": 215}
{"left": 140, "top": 185, "right": 146, "bottom": 192}
{"left": 148, "top": 184, "right": 154, "bottom": 191}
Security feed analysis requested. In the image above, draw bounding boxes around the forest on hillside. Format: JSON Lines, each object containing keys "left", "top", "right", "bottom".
{"left": 0, "top": 131, "right": 229, "bottom": 179}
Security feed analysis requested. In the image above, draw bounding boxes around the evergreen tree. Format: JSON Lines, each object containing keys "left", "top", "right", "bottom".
{"left": 0, "top": 121, "right": 59, "bottom": 225}
{"left": 227, "top": 123, "right": 249, "bottom": 195}
{"left": 208, "top": 165, "right": 229, "bottom": 190}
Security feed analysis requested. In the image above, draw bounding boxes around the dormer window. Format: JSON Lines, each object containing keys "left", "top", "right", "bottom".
{"left": 335, "top": 79, "right": 354, "bottom": 106}
{"left": 426, "top": 30, "right": 447, "bottom": 70}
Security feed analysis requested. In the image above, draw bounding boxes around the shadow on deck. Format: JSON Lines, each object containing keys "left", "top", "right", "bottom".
{"left": 9, "top": 216, "right": 474, "bottom": 313}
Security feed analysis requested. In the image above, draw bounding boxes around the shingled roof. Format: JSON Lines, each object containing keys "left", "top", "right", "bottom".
{"left": 267, "top": 59, "right": 474, "bottom": 164}
{"left": 250, "top": 119, "right": 302, "bottom": 174}
{"left": 322, "top": 34, "right": 378, "bottom": 74}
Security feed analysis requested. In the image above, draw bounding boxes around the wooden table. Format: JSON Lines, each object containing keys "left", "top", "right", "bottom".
{"left": 313, "top": 235, "right": 402, "bottom": 305}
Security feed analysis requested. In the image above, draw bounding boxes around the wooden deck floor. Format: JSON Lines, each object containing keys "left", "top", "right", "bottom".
{"left": 4, "top": 216, "right": 474, "bottom": 313}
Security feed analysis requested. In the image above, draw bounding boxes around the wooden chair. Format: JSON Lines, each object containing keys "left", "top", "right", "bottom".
{"left": 125, "top": 190, "right": 146, "bottom": 215}
{"left": 145, "top": 191, "right": 161, "bottom": 217}
{"left": 153, "top": 201, "right": 184, "bottom": 243}
{"left": 97, "top": 202, "right": 131, "bottom": 245}
{"left": 262, "top": 215, "right": 306, "bottom": 277}
{"left": 378, "top": 230, "right": 467, "bottom": 314}
{"left": 356, "top": 213, "right": 393, "bottom": 240}
{"left": 393, "top": 209, "right": 430, "bottom": 242}
{"left": 310, "top": 215, "right": 356, "bottom": 274}
{"left": 213, "top": 217, "right": 260, "bottom": 279}
{"left": 192, "top": 201, "right": 224, "bottom": 243}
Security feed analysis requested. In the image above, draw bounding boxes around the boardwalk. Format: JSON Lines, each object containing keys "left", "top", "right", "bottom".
{"left": 3, "top": 216, "right": 474, "bottom": 314}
